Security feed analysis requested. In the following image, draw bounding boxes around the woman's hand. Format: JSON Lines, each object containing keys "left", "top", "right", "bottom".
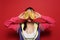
{"left": 18, "top": 12, "right": 25, "bottom": 19}
{"left": 23, "top": 11, "right": 29, "bottom": 19}
{"left": 18, "top": 12, "right": 29, "bottom": 19}
{"left": 34, "top": 12, "right": 42, "bottom": 19}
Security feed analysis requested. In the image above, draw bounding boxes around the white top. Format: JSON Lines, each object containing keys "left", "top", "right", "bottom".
{"left": 21, "top": 23, "right": 38, "bottom": 40}
{"left": 22, "top": 29, "right": 36, "bottom": 38}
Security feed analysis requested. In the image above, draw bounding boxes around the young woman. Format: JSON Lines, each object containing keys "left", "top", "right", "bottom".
{"left": 4, "top": 7, "right": 55, "bottom": 40}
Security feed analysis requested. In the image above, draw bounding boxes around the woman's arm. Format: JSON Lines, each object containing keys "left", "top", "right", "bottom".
{"left": 39, "top": 15, "right": 55, "bottom": 30}
{"left": 33, "top": 12, "right": 56, "bottom": 30}
{"left": 4, "top": 13, "right": 26, "bottom": 31}
{"left": 4, "top": 17, "right": 25, "bottom": 27}
{"left": 4, "top": 12, "right": 25, "bottom": 27}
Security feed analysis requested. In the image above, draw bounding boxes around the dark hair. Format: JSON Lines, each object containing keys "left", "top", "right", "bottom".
{"left": 23, "top": 19, "right": 33, "bottom": 30}
{"left": 25, "top": 7, "right": 35, "bottom": 11}
{"left": 23, "top": 21, "right": 27, "bottom": 30}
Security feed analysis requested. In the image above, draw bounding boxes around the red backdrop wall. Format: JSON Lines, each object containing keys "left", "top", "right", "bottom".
{"left": 0, "top": 0, "right": 60, "bottom": 40}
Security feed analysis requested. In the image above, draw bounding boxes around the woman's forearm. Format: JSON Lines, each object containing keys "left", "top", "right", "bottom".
{"left": 4, "top": 16, "right": 25, "bottom": 27}
{"left": 41, "top": 15, "right": 55, "bottom": 24}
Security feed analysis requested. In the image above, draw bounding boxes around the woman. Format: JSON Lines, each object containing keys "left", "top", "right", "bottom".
{"left": 4, "top": 7, "right": 55, "bottom": 40}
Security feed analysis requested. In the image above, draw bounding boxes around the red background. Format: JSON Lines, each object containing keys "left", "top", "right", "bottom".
{"left": 0, "top": 0, "right": 60, "bottom": 40}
